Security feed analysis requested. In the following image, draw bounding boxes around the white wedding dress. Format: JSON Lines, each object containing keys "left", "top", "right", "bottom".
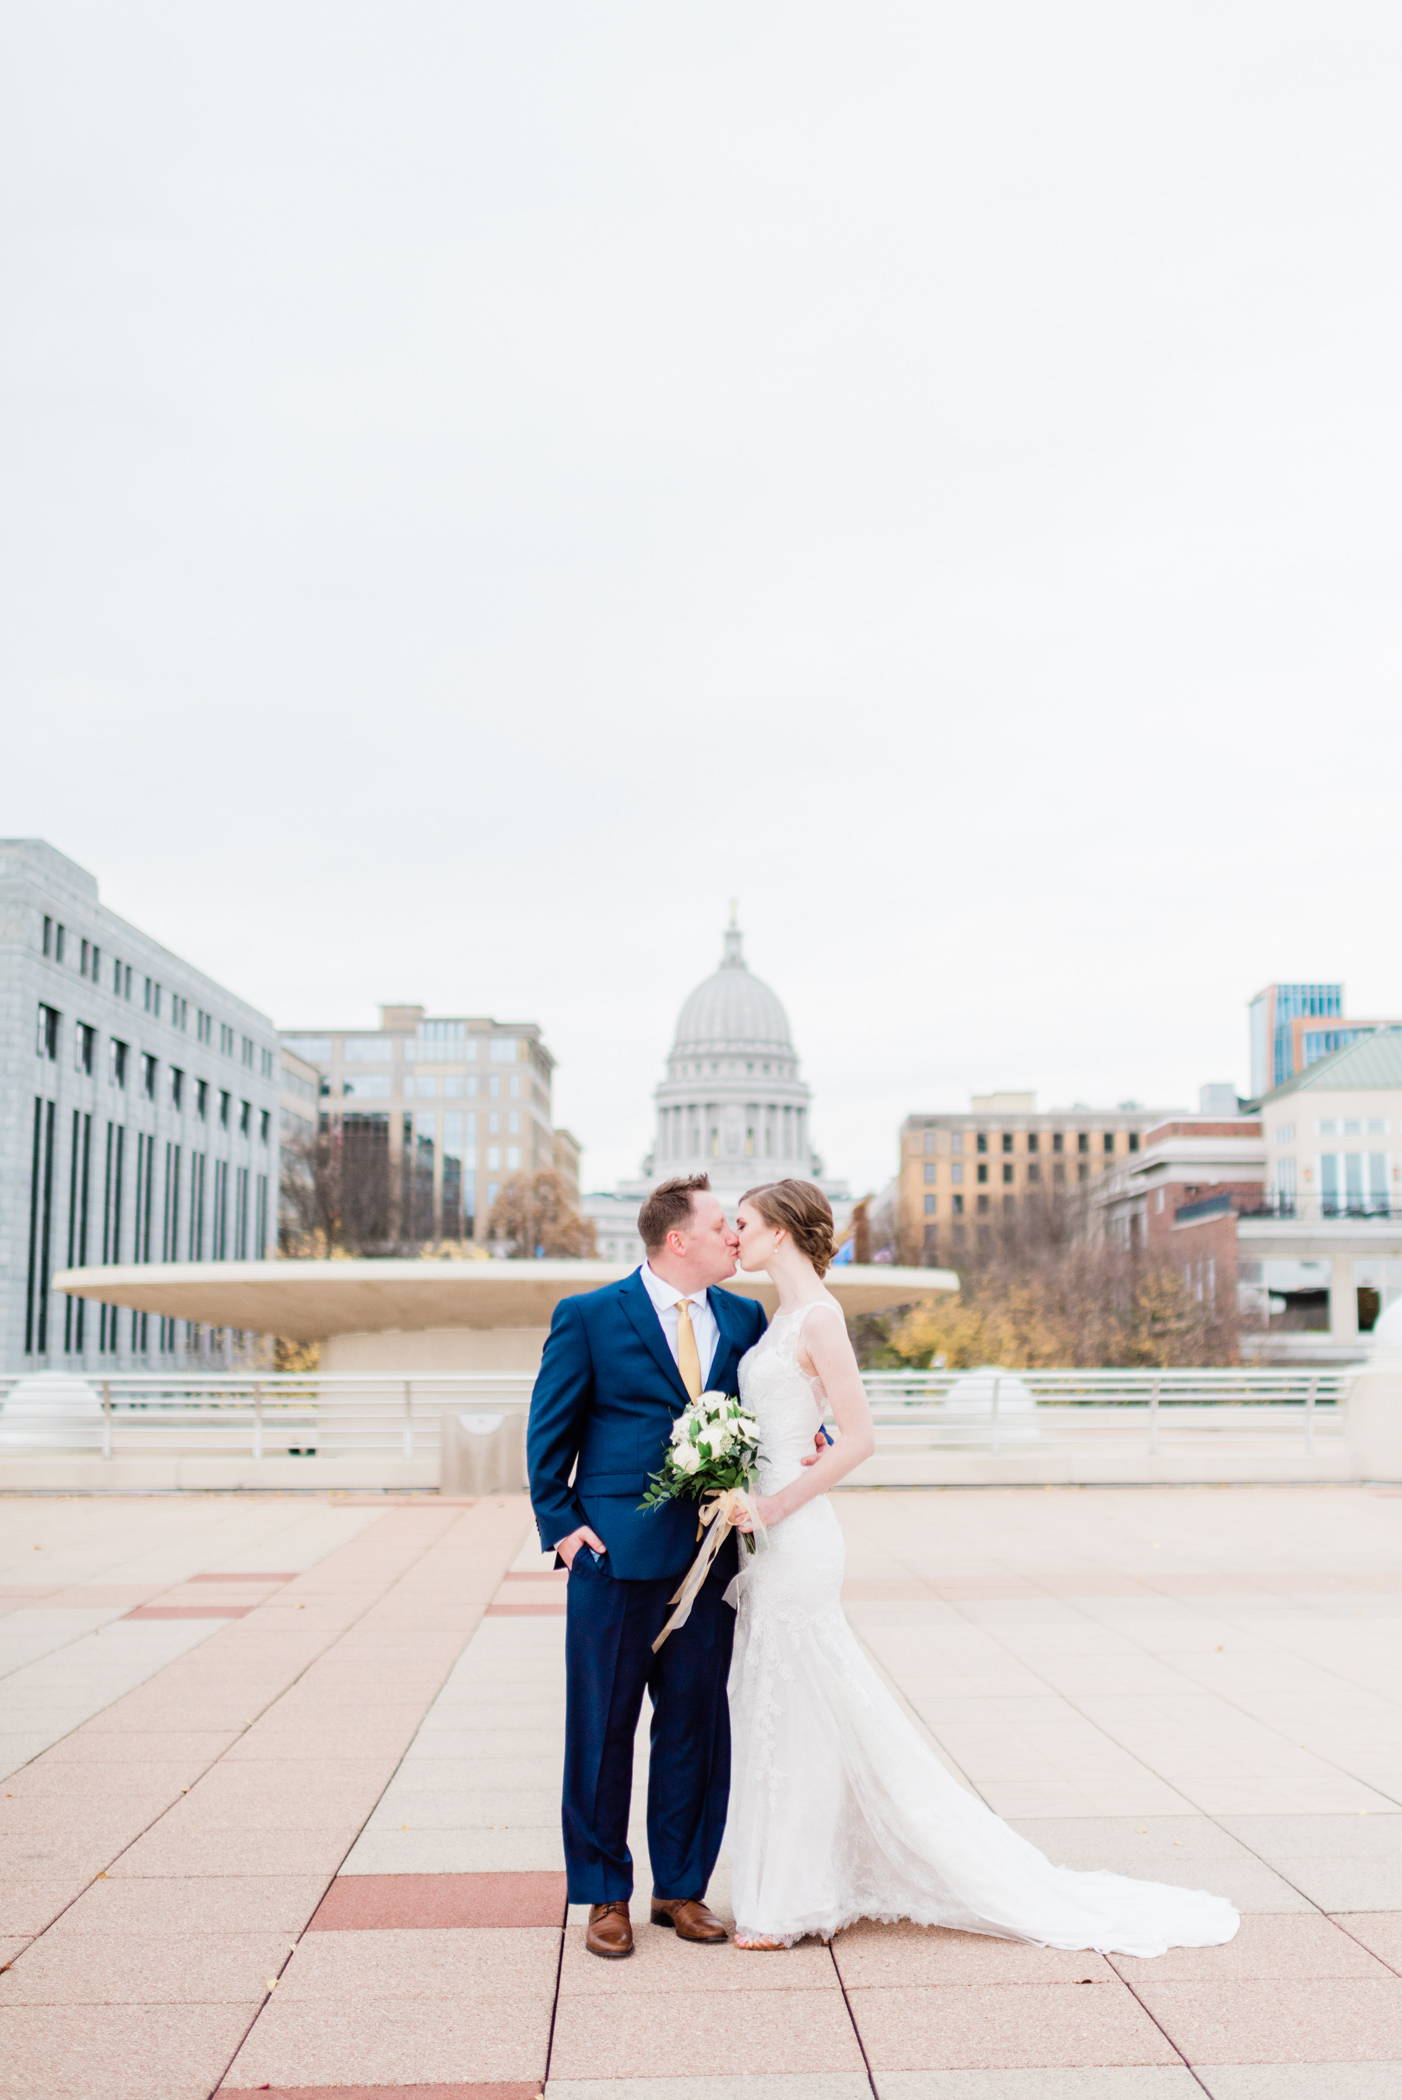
{"left": 726, "top": 1301, "right": 1240, "bottom": 1955}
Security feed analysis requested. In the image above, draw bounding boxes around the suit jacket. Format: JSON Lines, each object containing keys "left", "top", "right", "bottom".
{"left": 527, "top": 1270, "right": 768, "bottom": 1581}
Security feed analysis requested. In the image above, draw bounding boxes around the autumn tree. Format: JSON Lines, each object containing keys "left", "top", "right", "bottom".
{"left": 872, "top": 1194, "right": 1234, "bottom": 1370}
{"left": 486, "top": 1171, "right": 598, "bottom": 1258}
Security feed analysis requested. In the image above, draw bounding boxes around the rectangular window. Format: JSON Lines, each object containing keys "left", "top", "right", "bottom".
{"left": 220, "top": 1022, "right": 234, "bottom": 1056}
{"left": 1078, "top": 1133, "right": 1089, "bottom": 1154}
{"left": 506, "top": 1145, "right": 521, "bottom": 1169}
{"left": 81, "top": 937, "right": 90, "bottom": 977}
{"left": 508, "top": 1111, "right": 521, "bottom": 1134}
{"left": 1078, "top": 1162, "right": 1089, "bottom": 1181}
{"left": 37, "top": 1003, "right": 59, "bottom": 1060}
{"left": 1053, "top": 1132, "right": 1064, "bottom": 1153}
{"left": 196, "top": 1079, "right": 207, "bottom": 1120}
{"left": 976, "top": 1163, "right": 988, "bottom": 1183}
{"left": 219, "top": 1090, "right": 230, "bottom": 1129}
{"left": 923, "top": 1128, "right": 937, "bottom": 1152}
{"left": 1274, "top": 1156, "right": 1297, "bottom": 1208}
{"left": 490, "top": 1038, "right": 518, "bottom": 1062}
{"left": 976, "top": 1133, "right": 988, "bottom": 1154}
{"left": 259, "top": 1108, "right": 270, "bottom": 1144}
{"left": 239, "top": 1100, "right": 251, "bottom": 1136}
{"left": 189, "top": 1151, "right": 206, "bottom": 1259}
{"left": 234, "top": 1166, "right": 249, "bottom": 1257}
{"left": 977, "top": 1192, "right": 990, "bottom": 1214}
{"left": 62, "top": 1109, "right": 93, "bottom": 1353}
{"left": 1129, "top": 1132, "right": 1140, "bottom": 1152}
{"left": 1027, "top": 1161, "right": 1041, "bottom": 1183}
{"left": 1103, "top": 1132, "right": 1115, "bottom": 1153}
{"left": 1053, "top": 1160, "right": 1065, "bottom": 1183}
{"left": 1369, "top": 1153, "right": 1389, "bottom": 1213}
{"left": 923, "top": 1163, "right": 936, "bottom": 1183}
{"left": 110, "top": 1038, "right": 128, "bottom": 1089}
{"left": 75, "top": 1022, "right": 95, "bottom": 1075}
{"left": 413, "top": 1075, "right": 438, "bottom": 1098}
{"left": 212, "top": 1159, "right": 229, "bottom": 1259}
{"left": 509, "top": 1075, "right": 522, "bottom": 1099}
{"left": 142, "top": 1054, "right": 157, "bottom": 1100}
{"left": 950, "top": 1162, "right": 964, "bottom": 1185}
{"left": 950, "top": 1131, "right": 963, "bottom": 1153}
{"left": 55, "top": 923, "right": 65, "bottom": 962}
{"left": 951, "top": 1193, "right": 964, "bottom": 1215}
{"left": 1002, "top": 1133, "right": 1013, "bottom": 1154}
{"left": 1002, "top": 1163, "right": 1014, "bottom": 1184}
{"left": 98, "top": 1123, "right": 125, "bottom": 1352}
{"left": 241, "top": 1036, "right": 255, "bottom": 1069}
{"left": 255, "top": 1173, "right": 268, "bottom": 1258}
{"left": 1027, "top": 1132, "right": 1039, "bottom": 1153}
{"left": 488, "top": 1076, "right": 501, "bottom": 1100}
{"left": 43, "top": 915, "right": 53, "bottom": 957}
{"left": 162, "top": 1141, "right": 182, "bottom": 1262}
{"left": 169, "top": 1067, "right": 184, "bottom": 1111}
{"left": 487, "top": 1145, "right": 501, "bottom": 1170}
{"left": 923, "top": 1194, "right": 935, "bottom": 1215}
{"left": 24, "top": 1097, "right": 58, "bottom": 1354}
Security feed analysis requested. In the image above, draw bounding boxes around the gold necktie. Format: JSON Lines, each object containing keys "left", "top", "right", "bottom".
{"left": 675, "top": 1295, "right": 703, "bottom": 1400}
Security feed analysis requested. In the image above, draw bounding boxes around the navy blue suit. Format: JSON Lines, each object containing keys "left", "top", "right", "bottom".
{"left": 528, "top": 1270, "right": 767, "bottom": 1904}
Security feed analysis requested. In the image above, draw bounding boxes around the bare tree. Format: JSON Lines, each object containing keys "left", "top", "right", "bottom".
{"left": 487, "top": 1171, "right": 598, "bottom": 1258}
{"left": 874, "top": 1192, "right": 1236, "bottom": 1369}
{"left": 280, "top": 1116, "right": 395, "bottom": 1257}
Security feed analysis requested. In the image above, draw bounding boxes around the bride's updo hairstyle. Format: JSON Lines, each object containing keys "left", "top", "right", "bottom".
{"left": 741, "top": 1179, "right": 839, "bottom": 1277}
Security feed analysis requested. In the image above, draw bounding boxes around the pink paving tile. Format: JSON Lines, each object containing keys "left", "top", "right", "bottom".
{"left": 109, "top": 1828, "right": 350, "bottom": 1877}
{"left": 834, "top": 1920, "right": 1116, "bottom": 1988}
{"left": 1113, "top": 1912, "right": 1391, "bottom": 1983}
{"left": 277, "top": 1925, "right": 559, "bottom": 1998}
{"left": 309, "top": 1871, "right": 568, "bottom": 1930}
{"left": 848, "top": 1980, "right": 1180, "bottom": 2070}
{"left": 0, "top": 1877, "right": 88, "bottom": 1937}
{"left": 219, "top": 2087, "right": 541, "bottom": 2100}
{"left": 0, "top": 1928, "right": 293, "bottom": 2003}
{"left": 549, "top": 1988, "right": 865, "bottom": 2077}
{"left": 122, "top": 1604, "right": 257, "bottom": 1619}
{"left": 223, "top": 1989, "right": 551, "bottom": 2085}
{"left": 501, "top": 1570, "right": 566, "bottom": 1582}
{"left": 0, "top": 1939, "right": 31, "bottom": 1969}
{"left": 0, "top": 1998, "right": 254, "bottom": 2097}
{"left": 557, "top": 1922, "right": 835, "bottom": 1993}
{"left": 56, "top": 1874, "right": 333, "bottom": 1935}
{"left": 190, "top": 1572, "right": 297, "bottom": 1583}
{"left": 34, "top": 1729, "right": 242, "bottom": 1766}
{"left": 486, "top": 1603, "right": 567, "bottom": 1616}
{"left": 1137, "top": 1976, "right": 1402, "bottom": 2062}
{"left": 1334, "top": 1912, "right": 1402, "bottom": 1974}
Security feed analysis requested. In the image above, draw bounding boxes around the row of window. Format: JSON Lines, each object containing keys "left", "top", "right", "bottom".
{"left": 341, "top": 1072, "right": 524, "bottom": 1101}
{"left": 42, "top": 922, "right": 273, "bottom": 1073}
{"left": 922, "top": 1158, "right": 1090, "bottom": 1185}
{"left": 919, "top": 1128, "right": 1138, "bottom": 1156}
{"left": 922, "top": 1191, "right": 1028, "bottom": 1218}
{"left": 36, "top": 1005, "right": 269, "bottom": 1138}
{"left": 23, "top": 1102, "right": 269, "bottom": 1357}
{"left": 297, "top": 1034, "right": 524, "bottom": 1065}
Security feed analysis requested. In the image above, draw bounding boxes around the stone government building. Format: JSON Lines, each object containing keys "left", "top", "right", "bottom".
{"left": 584, "top": 914, "right": 850, "bottom": 1265}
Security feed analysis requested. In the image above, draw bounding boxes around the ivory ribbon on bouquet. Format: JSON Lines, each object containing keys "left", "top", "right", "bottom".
{"left": 651, "top": 1486, "right": 766, "bottom": 1651}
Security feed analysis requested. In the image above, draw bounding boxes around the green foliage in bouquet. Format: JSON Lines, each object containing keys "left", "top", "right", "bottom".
{"left": 638, "top": 1389, "right": 762, "bottom": 1512}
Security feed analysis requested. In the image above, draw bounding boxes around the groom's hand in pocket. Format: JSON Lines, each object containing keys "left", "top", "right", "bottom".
{"left": 557, "top": 1525, "right": 608, "bottom": 1570}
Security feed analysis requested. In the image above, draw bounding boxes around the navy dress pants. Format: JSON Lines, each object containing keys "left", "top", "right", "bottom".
{"left": 562, "top": 1543, "right": 736, "bottom": 1904}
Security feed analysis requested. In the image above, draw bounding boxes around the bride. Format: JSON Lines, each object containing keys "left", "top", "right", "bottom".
{"left": 726, "top": 1177, "right": 1239, "bottom": 1957}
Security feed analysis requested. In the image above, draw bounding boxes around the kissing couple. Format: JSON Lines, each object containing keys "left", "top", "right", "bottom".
{"left": 527, "top": 1174, "right": 1239, "bottom": 1958}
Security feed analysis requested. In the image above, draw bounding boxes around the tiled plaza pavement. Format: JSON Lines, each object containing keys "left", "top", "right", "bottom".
{"left": 2, "top": 1487, "right": 1402, "bottom": 2097}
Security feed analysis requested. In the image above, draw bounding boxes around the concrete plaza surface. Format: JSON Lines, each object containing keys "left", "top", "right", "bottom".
{"left": 2, "top": 1487, "right": 1402, "bottom": 2098}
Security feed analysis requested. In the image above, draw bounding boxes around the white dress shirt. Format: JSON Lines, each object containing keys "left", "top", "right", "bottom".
{"left": 638, "top": 1262, "right": 720, "bottom": 1389}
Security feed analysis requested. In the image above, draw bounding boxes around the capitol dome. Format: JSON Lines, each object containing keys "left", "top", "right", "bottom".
{"left": 672, "top": 922, "right": 795, "bottom": 1058}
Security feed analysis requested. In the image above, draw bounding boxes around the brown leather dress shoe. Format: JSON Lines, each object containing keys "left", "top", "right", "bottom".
{"left": 650, "top": 1895, "right": 728, "bottom": 1942}
{"left": 585, "top": 1901, "right": 633, "bottom": 1958}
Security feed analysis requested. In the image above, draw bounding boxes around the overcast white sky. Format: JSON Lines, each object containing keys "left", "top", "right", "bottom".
{"left": 3, "top": 3, "right": 1400, "bottom": 1197}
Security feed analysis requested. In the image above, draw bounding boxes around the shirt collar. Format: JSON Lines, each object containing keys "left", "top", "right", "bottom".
{"left": 640, "top": 1262, "right": 706, "bottom": 1312}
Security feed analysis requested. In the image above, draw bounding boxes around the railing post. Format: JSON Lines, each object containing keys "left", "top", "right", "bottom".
{"left": 1306, "top": 1373, "right": 1318, "bottom": 1455}
{"left": 990, "top": 1376, "right": 1001, "bottom": 1458}
{"left": 1149, "top": 1374, "right": 1161, "bottom": 1456}
{"left": 101, "top": 1380, "right": 112, "bottom": 1460}
{"left": 404, "top": 1380, "right": 413, "bottom": 1459}
{"left": 252, "top": 1382, "right": 263, "bottom": 1461}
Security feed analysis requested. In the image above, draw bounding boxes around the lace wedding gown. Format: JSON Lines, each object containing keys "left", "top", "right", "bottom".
{"left": 726, "top": 1301, "right": 1240, "bottom": 1955}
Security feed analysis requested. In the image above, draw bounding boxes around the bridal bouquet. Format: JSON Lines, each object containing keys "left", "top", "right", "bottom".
{"left": 640, "top": 1391, "right": 765, "bottom": 1649}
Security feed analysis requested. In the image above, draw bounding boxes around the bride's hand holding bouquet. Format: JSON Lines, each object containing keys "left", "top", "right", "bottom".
{"left": 640, "top": 1390, "right": 764, "bottom": 1648}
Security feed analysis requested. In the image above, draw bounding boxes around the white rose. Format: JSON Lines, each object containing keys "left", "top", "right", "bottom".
{"left": 669, "top": 1416, "right": 691, "bottom": 1445}
{"left": 673, "top": 1441, "right": 701, "bottom": 1476}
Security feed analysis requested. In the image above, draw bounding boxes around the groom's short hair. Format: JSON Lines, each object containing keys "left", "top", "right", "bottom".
{"left": 638, "top": 1174, "right": 712, "bottom": 1254}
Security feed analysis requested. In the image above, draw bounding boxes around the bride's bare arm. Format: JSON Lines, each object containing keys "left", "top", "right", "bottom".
{"left": 743, "top": 1306, "right": 875, "bottom": 1529}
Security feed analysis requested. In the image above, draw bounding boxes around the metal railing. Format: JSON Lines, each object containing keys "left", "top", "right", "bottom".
{"left": 0, "top": 1373, "right": 535, "bottom": 1461}
{"left": 861, "top": 1367, "right": 1355, "bottom": 1457}
{"left": 0, "top": 1366, "right": 1358, "bottom": 1461}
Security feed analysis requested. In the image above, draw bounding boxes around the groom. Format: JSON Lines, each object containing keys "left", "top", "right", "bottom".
{"left": 527, "top": 1174, "right": 767, "bottom": 1958}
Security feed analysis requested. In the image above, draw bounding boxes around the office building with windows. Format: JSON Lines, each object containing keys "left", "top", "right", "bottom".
{"left": 2, "top": 839, "right": 281, "bottom": 1373}
{"left": 279, "top": 1005, "right": 563, "bottom": 1245}
{"left": 895, "top": 1092, "right": 1180, "bottom": 1265}
{"left": 1248, "top": 982, "right": 1402, "bottom": 1097}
